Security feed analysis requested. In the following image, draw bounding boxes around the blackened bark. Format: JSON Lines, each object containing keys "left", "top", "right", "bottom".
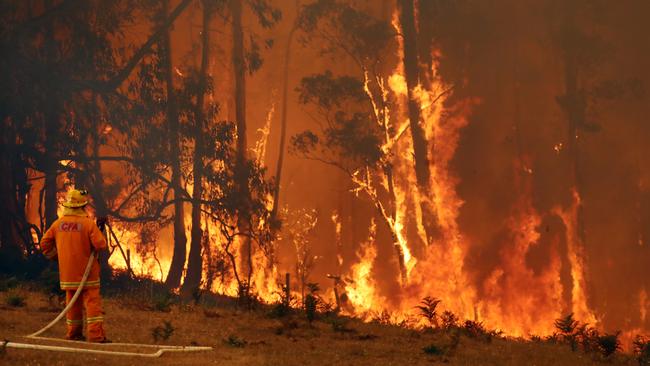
{"left": 397, "top": 0, "right": 442, "bottom": 246}
{"left": 0, "top": 132, "right": 25, "bottom": 273}
{"left": 182, "top": 1, "right": 211, "bottom": 296}
{"left": 162, "top": 0, "right": 188, "bottom": 289}
{"left": 558, "top": 1, "right": 587, "bottom": 245}
{"left": 230, "top": 0, "right": 253, "bottom": 292}
{"left": 397, "top": 0, "right": 430, "bottom": 191}
{"left": 271, "top": 0, "right": 300, "bottom": 222}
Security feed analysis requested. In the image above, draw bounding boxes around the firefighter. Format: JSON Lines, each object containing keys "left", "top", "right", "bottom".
{"left": 40, "top": 189, "right": 110, "bottom": 343}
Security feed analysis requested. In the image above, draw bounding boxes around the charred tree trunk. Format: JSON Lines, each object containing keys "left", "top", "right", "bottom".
{"left": 44, "top": 108, "right": 59, "bottom": 230}
{"left": 230, "top": 0, "right": 253, "bottom": 293}
{"left": 162, "top": 0, "right": 188, "bottom": 289}
{"left": 88, "top": 100, "right": 113, "bottom": 281}
{"left": 42, "top": 0, "right": 59, "bottom": 230}
{"left": 397, "top": 0, "right": 430, "bottom": 189}
{"left": 397, "top": 0, "right": 440, "bottom": 245}
{"left": 182, "top": 1, "right": 211, "bottom": 296}
{"left": 0, "top": 129, "right": 26, "bottom": 273}
{"left": 271, "top": 0, "right": 300, "bottom": 222}
{"left": 559, "top": 2, "right": 587, "bottom": 248}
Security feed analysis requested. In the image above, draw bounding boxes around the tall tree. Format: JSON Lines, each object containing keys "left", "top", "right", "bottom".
{"left": 162, "top": 0, "right": 188, "bottom": 289}
{"left": 396, "top": 0, "right": 443, "bottom": 245}
{"left": 230, "top": 0, "right": 254, "bottom": 292}
{"left": 294, "top": 0, "right": 410, "bottom": 282}
{"left": 271, "top": 0, "right": 301, "bottom": 222}
{"left": 182, "top": 0, "right": 212, "bottom": 296}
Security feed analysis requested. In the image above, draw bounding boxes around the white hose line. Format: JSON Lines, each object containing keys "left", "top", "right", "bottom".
{"left": 26, "top": 336, "right": 212, "bottom": 350}
{"left": 2, "top": 340, "right": 211, "bottom": 358}
{"left": 11, "top": 250, "right": 213, "bottom": 357}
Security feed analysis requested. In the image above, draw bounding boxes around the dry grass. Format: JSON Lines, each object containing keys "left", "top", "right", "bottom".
{"left": 0, "top": 287, "right": 639, "bottom": 366}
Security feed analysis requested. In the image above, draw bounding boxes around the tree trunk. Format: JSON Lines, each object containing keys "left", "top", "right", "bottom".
{"left": 271, "top": 0, "right": 300, "bottom": 222}
{"left": 88, "top": 98, "right": 113, "bottom": 282}
{"left": 162, "top": 0, "right": 188, "bottom": 289}
{"left": 0, "top": 128, "right": 26, "bottom": 273}
{"left": 397, "top": 0, "right": 440, "bottom": 245}
{"left": 230, "top": 0, "right": 253, "bottom": 293}
{"left": 44, "top": 105, "right": 59, "bottom": 230}
{"left": 397, "top": 0, "right": 430, "bottom": 190}
{"left": 182, "top": 0, "right": 211, "bottom": 296}
{"left": 559, "top": 2, "right": 586, "bottom": 245}
{"left": 43, "top": 0, "right": 60, "bottom": 231}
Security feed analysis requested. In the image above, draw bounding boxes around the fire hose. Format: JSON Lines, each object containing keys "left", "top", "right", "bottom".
{"left": 4, "top": 250, "right": 213, "bottom": 357}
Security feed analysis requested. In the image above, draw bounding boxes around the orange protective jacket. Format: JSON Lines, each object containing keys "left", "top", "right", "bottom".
{"left": 41, "top": 211, "right": 107, "bottom": 290}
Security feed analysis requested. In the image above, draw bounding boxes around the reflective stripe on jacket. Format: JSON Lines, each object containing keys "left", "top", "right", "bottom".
{"left": 41, "top": 212, "right": 107, "bottom": 290}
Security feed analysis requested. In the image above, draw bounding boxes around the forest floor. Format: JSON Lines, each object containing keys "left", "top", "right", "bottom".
{"left": 0, "top": 280, "right": 642, "bottom": 366}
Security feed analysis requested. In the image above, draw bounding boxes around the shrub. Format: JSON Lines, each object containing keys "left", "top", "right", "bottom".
{"left": 203, "top": 309, "right": 220, "bottom": 318}
{"left": 6, "top": 291, "right": 26, "bottom": 307}
{"left": 0, "top": 277, "right": 18, "bottom": 292}
{"left": 461, "top": 320, "right": 501, "bottom": 343}
{"left": 151, "top": 291, "right": 174, "bottom": 312}
{"left": 554, "top": 313, "right": 579, "bottom": 350}
{"left": 423, "top": 343, "right": 445, "bottom": 356}
{"left": 330, "top": 317, "right": 356, "bottom": 333}
{"left": 575, "top": 324, "right": 599, "bottom": 353}
{"left": 305, "top": 283, "right": 320, "bottom": 325}
{"left": 415, "top": 296, "right": 441, "bottom": 328}
{"left": 151, "top": 321, "right": 175, "bottom": 342}
{"left": 596, "top": 332, "right": 621, "bottom": 358}
{"left": 441, "top": 310, "right": 458, "bottom": 330}
{"left": 633, "top": 335, "right": 650, "bottom": 365}
{"left": 423, "top": 332, "right": 460, "bottom": 358}
{"left": 224, "top": 335, "right": 247, "bottom": 348}
{"left": 274, "top": 317, "right": 299, "bottom": 336}
{"left": 268, "top": 302, "right": 291, "bottom": 318}
{"left": 371, "top": 310, "right": 393, "bottom": 325}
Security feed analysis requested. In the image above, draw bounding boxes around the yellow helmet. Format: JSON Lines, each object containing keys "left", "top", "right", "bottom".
{"left": 62, "top": 189, "right": 89, "bottom": 208}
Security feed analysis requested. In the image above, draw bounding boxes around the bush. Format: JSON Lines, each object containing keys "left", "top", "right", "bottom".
{"left": 224, "top": 335, "right": 247, "bottom": 348}
{"left": 422, "top": 332, "right": 460, "bottom": 358}
{"left": 151, "top": 320, "right": 175, "bottom": 342}
{"left": 423, "top": 343, "right": 446, "bottom": 356}
{"left": 151, "top": 291, "right": 174, "bottom": 312}
{"left": 461, "top": 320, "right": 502, "bottom": 343}
{"left": 274, "top": 317, "right": 299, "bottom": 336}
{"left": 305, "top": 293, "right": 317, "bottom": 324}
{"left": 268, "top": 302, "right": 292, "bottom": 318}
{"left": 633, "top": 335, "right": 650, "bottom": 365}
{"left": 575, "top": 324, "right": 600, "bottom": 353}
{"left": 329, "top": 317, "right": 355, "bottom": 333}
{"left": 0, "top": 277, "right": 18, "bottom": 292}
{"left": 371, "top": 310, "right": 393, "bottom": 325}
{"left": 5, "top": 291, "right": 26, "bottom": 307}
{"left": 304, "top": 283, "right": 320, "bottom": 325}
{"left": 597, "top": 332, "right": 621, "bottom": 358}
{"left": 415, "top": 296, "right": 441, "bottom": 328}
{"left": 554, "top": 313, "right": 579, "bottom": 350}
{"left": 441, "top": 310, "right": 458, "bottom": 330}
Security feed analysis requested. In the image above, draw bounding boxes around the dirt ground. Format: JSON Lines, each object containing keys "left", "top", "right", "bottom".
{"left": 0, "top": 286, "right": 639, "bottom": 366}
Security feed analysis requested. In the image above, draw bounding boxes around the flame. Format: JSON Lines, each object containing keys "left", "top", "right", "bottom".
{"left": 252, "top": 96, "right": 275, "bottom": 165}
{"left": 552, "top": 189, "right": 597, "bottom": 325}
{"left": 344, "top": 219, "right": 385, "bottom": 315}
{"left": 641, "top": 289, "right": 648, "bottom": 324}
{"left": 476, "top": 158, "right": 564, "bottom": 336}
{"left": 336, "top": 4, "right": 602, "bottom": 340}
{"left": 332, "top": 212, "right": 343, "bottom": 267}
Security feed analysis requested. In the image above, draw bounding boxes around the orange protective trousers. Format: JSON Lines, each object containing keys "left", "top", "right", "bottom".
{"left": 65, "top": 287, "right": 106, "bottom": 342}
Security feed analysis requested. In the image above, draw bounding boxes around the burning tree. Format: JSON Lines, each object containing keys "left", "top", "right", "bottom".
{"left": 292, "top": 0, "right": 413, "bottom": 284}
